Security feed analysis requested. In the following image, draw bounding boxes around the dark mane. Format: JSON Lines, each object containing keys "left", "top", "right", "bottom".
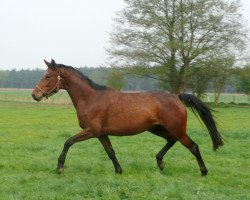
{"left": 57, "top": 64, "right": 108, "bottom": 90}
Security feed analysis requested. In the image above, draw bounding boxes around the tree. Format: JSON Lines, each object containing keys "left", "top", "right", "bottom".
{"left": 107, "top": 69, "right": 126, "bottom": 90}
{"left": 236, "top": 65, "right": 250, "bottom": 95}
{"left": 0, "top": 70, "right": 7, "bottom": 81}
{"left": 209, "top": 56, "right": 234, "bottom": 106}
{"left": 188, "top": 64, "right": 213, "bottom": 98}
{"left": 108, "top": 0, "right": 246, "bottom": 93}
{"left": 0, "top": 70, "right": 8, "bottom": 87}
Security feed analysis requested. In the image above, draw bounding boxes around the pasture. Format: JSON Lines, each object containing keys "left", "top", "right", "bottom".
{"left": 0, "top": 88, "right": 249, "bottom": 105}
{"left": 0, "top": 98, "right": 249, "bottom": 199}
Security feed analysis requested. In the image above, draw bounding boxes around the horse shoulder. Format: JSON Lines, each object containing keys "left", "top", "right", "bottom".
{"left": 75, "top": 91, "right": 111, "bottom": 133}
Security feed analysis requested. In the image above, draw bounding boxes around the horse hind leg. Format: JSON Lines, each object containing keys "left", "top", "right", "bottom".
{"left": 156, "top": 140, "right": 176, "bottom": 170}
{"left": 178, "top": 135, "right": 208, "bottom": 176}
{"left": 149, "top": 125, "right": 177, "bottom": 171}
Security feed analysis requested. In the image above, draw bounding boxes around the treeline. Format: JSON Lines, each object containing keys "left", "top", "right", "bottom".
{"left": 0, "top": 66, "right": 249, "bottom": 97}
{"left": 0, "top": 67, "right": 158, "bottom": 90}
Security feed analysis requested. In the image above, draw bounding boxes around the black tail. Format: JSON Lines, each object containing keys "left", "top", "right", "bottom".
{"left": 178, "top": 93, "right": 223, "bottom": 150}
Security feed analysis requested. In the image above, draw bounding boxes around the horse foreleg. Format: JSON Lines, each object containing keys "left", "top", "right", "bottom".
{"left": 57, "top": 128, "right": 94, "bottom": 174}
{"left": 98, "top": 135, "right": 122, "bottom": 174}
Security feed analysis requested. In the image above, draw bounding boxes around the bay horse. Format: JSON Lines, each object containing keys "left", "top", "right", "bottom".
{"left": 32, "top": 59, "right": 223, "bottom": 176}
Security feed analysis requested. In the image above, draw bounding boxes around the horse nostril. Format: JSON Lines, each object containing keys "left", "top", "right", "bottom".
{"left": 32, "top": 93, "right": 36, "bottom": 99}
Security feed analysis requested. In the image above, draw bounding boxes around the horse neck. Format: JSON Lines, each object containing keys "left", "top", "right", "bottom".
{"left": 62, "top": 70, "right": 95, "bottom": 108}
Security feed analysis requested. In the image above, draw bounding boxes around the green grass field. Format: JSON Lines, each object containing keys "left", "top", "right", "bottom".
{"left": 0, "top": 100, "right": 249, "bottom": 199}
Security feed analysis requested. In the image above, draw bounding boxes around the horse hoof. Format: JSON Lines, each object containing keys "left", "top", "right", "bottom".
{"left": 116, "top": 170, "right": 122, "bottom": 174}
{"left": 158, "top": 162, "right": 165, "bottom": 171}
{"left": 57, "top": 167, "right": 64, "bottom": 174}
{"left": 201, "top": 169, "right": 208, "bottom": 176}
{"left": 115, "top": 167, "right": 123, "bottom": 174}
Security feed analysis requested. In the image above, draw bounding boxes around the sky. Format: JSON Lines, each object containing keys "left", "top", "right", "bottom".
{"left": 0, "top": 0, "right": 249, "bottom": 70}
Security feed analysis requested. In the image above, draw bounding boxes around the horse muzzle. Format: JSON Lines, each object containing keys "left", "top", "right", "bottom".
{"left": 32, "top": 93, "right": 43, "bottom": 102}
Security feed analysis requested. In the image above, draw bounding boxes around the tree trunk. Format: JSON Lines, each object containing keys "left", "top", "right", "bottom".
{"left": 214, "top": 92, "right": 220, "bottom": 107}
{"left": 178, "top": 61, "right": 190, "bottom": 94}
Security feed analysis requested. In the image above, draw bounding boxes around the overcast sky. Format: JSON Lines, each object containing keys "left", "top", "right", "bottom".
{"left": 0, "top": 0, "right": 249, "bottom": 70}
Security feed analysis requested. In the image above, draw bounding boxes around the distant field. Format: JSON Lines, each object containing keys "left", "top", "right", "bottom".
{"left": 202, "top": 93, "right": 249, "bottom": 104}
{"left": 0, "top": 88, "right": 249, "bottom": 105}
{"left": 0, "top": 100, "right": 249, "bottom": 199}
{"left": 0, "top": 88, "right": 71, "bottom": 105}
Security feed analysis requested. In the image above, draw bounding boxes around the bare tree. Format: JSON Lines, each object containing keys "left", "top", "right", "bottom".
{"left": 107, "top": 0, "right": 247, "bottom": 93}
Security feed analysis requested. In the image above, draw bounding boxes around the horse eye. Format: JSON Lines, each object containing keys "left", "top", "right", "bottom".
{"left": 45, "top": 75, "right": 51, "bottom": 79}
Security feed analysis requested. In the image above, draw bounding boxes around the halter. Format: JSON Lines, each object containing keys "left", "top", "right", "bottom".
{"left": 35, "top": 75, "right": 61, "bottom": 99}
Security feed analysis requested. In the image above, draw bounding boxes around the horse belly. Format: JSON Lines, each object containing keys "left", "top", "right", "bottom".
{"left": 102, "top": 110, "right": 158, "bottom": 136}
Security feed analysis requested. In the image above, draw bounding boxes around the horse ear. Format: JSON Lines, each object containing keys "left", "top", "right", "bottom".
{"left": 44, "top": 59, "right": 57, "bottom": 69}
{"left": 51, "top": 59, "right": 57, "bottom": 67}
{"left": 44, "top": 59, "right": 51, "bottom": 67}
